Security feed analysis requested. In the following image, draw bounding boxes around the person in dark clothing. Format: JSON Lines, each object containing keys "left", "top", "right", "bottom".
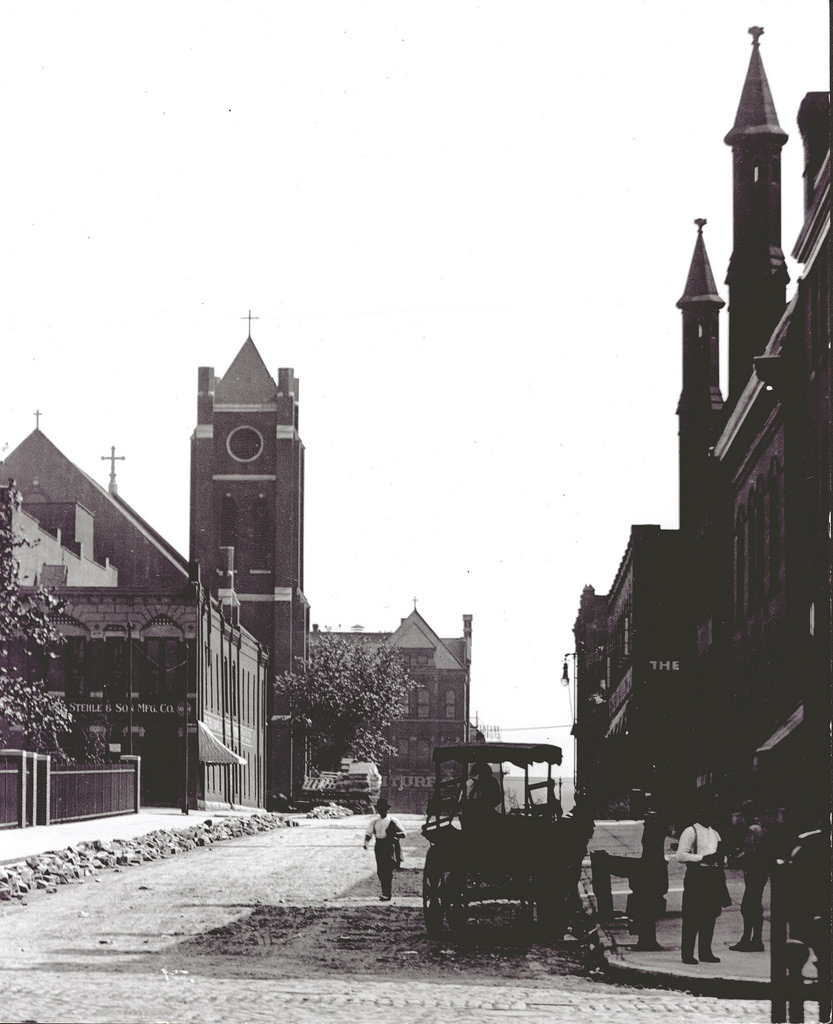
{"left": 729, "top": 800, "right": 768, "bottom": 952}
{"left": 363, "top": 798, "right": 405, "bottom": 901}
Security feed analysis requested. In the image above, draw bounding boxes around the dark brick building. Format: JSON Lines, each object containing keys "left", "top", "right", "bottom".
{"left": 571, "top": 31, "right": 830, "bottom": 831}
{"left": 190, "top": 333, "right": 310, "bottom": 803}
{"left": 2, "top": 438, "right": 270, "bottom": 810}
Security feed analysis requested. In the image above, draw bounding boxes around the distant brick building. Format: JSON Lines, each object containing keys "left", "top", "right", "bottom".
{"left": 329, "top": 608, "right": 472, "bottom": 813}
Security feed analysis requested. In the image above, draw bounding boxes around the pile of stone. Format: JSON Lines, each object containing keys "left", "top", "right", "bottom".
{"left": 0, "top": 813, "right": 294, "bottom": 901}
{"left": 305, "top": 803, "right": 354, "bottom": 819}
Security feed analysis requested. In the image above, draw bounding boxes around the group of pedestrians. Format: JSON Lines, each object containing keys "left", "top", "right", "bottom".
{"left": 676, "top": 797, "right": 768, "bottom": 964}
{"left": 362, "top": 783, "right": 775, "bottom": 965}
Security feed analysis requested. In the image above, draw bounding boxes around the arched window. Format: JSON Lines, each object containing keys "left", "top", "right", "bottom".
{"left": 221, "top": 494, "right": 238, "bottom": 549}
{"left": 417, "top": 688, "right": 430, "bottom": 720}
{"left": 735, "top": 510, "right": 746, "bottom": 618}
{"left": 252, "top": 495, "right": 270, "bottom": 566}
{"left": 143, "top": 618, "right": 185, "bottom": 699}
{"left": 769, "top": 471, "right": 781, "bottom": 592}
{"left": 747, "top": 491, "right": 759, "bottom": 608}
{"left": 756, "top": 482, "right": 766, "bottom": 604}
{"left": 445, "top": 689, "right": 457, "bottom": 720}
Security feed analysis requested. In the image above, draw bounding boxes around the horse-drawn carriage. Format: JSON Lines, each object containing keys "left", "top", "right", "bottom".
{"left": 421, "top": 742, "right": 592, "bottom": 936}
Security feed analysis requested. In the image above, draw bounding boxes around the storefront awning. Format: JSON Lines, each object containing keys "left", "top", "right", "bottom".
{"left": 197, "top": 721, "right": 247, "bottom": 766}
{"left": 753, "top": 704, "right": 804, "bottom": 771}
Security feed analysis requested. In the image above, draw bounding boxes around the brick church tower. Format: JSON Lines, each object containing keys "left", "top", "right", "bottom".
{"left": 676, "top": 219, "right": 725, "bottom": 538}
{"left": 190, "top": 330, "right": 309, "bottom": 801}
{"left": 724, "top": 27, "right": 788, "bottom": 410}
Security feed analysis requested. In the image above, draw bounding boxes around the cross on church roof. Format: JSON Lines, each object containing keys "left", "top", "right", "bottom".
{"left": 101, "top": 445, "right": 126, "bottom": 496}
{"left": 34, "top": 409, "right": 42, "bottom": 430}
{"left": 241, "top": 309, "right": 259, "bottom": 339}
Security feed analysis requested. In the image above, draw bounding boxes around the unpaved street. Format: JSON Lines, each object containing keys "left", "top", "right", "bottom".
{"left": 0, "top": 814, "right": 770, "bottom": 1023}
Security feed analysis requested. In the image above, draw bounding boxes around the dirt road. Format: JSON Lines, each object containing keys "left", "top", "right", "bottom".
{"left": 0, "top": 813, "right": 770, "bottom": 1023}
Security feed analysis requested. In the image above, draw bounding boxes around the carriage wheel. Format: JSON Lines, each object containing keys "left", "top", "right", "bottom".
{"left": 445, "top": 870, "right": 469, "bottom": 933}
{"left": 422, "top": 847, "right": 446, "bottom": 937}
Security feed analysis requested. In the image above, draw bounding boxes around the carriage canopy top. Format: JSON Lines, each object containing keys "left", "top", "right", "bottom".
{"left": 432, "top": 742, "right": 563, "bottom": 769}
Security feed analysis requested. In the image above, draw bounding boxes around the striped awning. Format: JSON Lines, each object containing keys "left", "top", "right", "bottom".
{"left": 605, "top": 701, "right": 629, "bottom": 739}
{"left": 753, "top": 704, "right": 804, "bottom": 771}
{"left": 197, "top": 721, "right": 247, "bottom": 766}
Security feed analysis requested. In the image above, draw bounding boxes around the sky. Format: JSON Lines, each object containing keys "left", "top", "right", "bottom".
{"left": 1, "top": 1, "right": 828, "bottom": 776}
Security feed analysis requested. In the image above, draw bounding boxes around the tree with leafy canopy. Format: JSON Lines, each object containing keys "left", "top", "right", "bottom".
{"left": 275, "top": 631, "right": 416, "bottom": 771}
{"left": 0, "top": 483, "right": 73, "bottom": 754}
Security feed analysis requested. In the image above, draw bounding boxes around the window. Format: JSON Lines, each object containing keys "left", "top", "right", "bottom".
{"left": 417, "top": 738, "right": 432, "bottom": 765}
{"left": 105, "top": 637, "right": 127, "bottom": 700}
{"left": 417, "top": 688, "right": 430, "bottom": 720}
{"left": 735, "top": 511, "right": 746, "bottom": 617}
{"left": 444, "top": 689, "right": 457, "bottom": 720}
{"left": 50, "top": 636, "right": 88, "bottom": 697}
{"left": 227, "top": 425, "right": 263, "bottom": 462}
{"left": 769, "top": 474, "right": 780, "bottom": 593}
{"left": 221, "top": 495, "right": 238, "bottom": 549}
{"left": 252, "top": 495, "right": 270, "bottom": 566}
{"left": 145, "top": 638, "right": 181, "bottom": 698}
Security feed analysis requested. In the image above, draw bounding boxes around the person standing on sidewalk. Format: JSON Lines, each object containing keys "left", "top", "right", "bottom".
{"left": 729, "top": 800, "right": 768, "bottom": 952}
{"left": 676, "top": 798, "right": 728, "bottom": 964}
{"left": 363, "top": 798, "right": 405, "bottom": 901}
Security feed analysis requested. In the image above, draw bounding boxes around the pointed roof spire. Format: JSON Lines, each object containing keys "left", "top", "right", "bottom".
{"left": 214, "top": 337, "right": 278, "bottom": 404}
{"left": 677, "top": 219, "right": 725, "bottom": 308}
{"left": 724, "top": 27, "right": 787, "bottom": 146}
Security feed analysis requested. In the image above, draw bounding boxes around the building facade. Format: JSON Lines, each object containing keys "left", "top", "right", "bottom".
{"left": 574, "top": 527, "right": 688, "bottom": 818}
{"left": 3, "top": 432, "right": 270, "bottom": 810}
{"left": 330, "top": 609, "right": 472, "bottom": 813}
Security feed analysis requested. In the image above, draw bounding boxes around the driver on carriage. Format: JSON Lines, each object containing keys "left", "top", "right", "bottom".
{"left": 462, "top": 761, "right": 501, "bottom": 829}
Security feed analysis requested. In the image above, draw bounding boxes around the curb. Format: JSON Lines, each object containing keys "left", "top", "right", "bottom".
{"left": 601, "top": 949, "right": 771, "bottom": 999}
{"left": 579, "top": 876, "right": 770, "bottom": 1000}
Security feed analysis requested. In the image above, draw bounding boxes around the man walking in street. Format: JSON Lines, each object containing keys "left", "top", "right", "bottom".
{"left": 363, "top": 798, "right": 405, "bottom": 901}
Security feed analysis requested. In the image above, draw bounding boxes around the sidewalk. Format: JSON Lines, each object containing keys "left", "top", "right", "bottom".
{"left": 0, "top": 806, "right": 263, "bottom": 866}
{"left": 583, "top": 821, "right": 772, "bottom": 997}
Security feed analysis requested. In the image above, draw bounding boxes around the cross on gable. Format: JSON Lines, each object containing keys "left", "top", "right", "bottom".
{"left": 34, "top": 409, "right": 42, "bottom": 430}
{"left": 241, "top": 309, "right": 259, "bottom": 338}
{"left": 101, "top": 445, "right": 126, "bottom": 495}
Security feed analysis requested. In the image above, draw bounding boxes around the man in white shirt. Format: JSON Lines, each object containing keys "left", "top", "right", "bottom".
{"left": 363, "top": 798, "right": 405, "bottom": 901}
{"left": 676, "top": 800, "right": 725, "bottom": 964}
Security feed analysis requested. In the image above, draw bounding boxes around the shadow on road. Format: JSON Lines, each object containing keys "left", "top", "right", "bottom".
{"left": 37, "top": 875, "right": 589, "bottom": 983}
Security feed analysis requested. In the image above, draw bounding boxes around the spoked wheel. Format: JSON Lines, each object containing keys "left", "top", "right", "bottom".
{"left": 422, "top": 846, "right": 446, "bottom": 937}
{"left": 445, "top": 870, "right": 469, "bottom": 933}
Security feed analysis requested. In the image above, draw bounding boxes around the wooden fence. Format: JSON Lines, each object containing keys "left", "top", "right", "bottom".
{"left": 0, "top": 750, "right": 140, "bottom": 828}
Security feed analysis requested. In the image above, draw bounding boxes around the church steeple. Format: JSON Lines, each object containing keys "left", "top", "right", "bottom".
{"left": 677, "top": 219, "right": 724, "bottom": 536}
{"left": 724, "top": 26, "right": 789, "bottom": 409}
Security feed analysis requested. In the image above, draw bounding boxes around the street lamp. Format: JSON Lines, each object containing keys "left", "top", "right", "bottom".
{"left": 561, "top": 653, "right": 578, "bottom": 790}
